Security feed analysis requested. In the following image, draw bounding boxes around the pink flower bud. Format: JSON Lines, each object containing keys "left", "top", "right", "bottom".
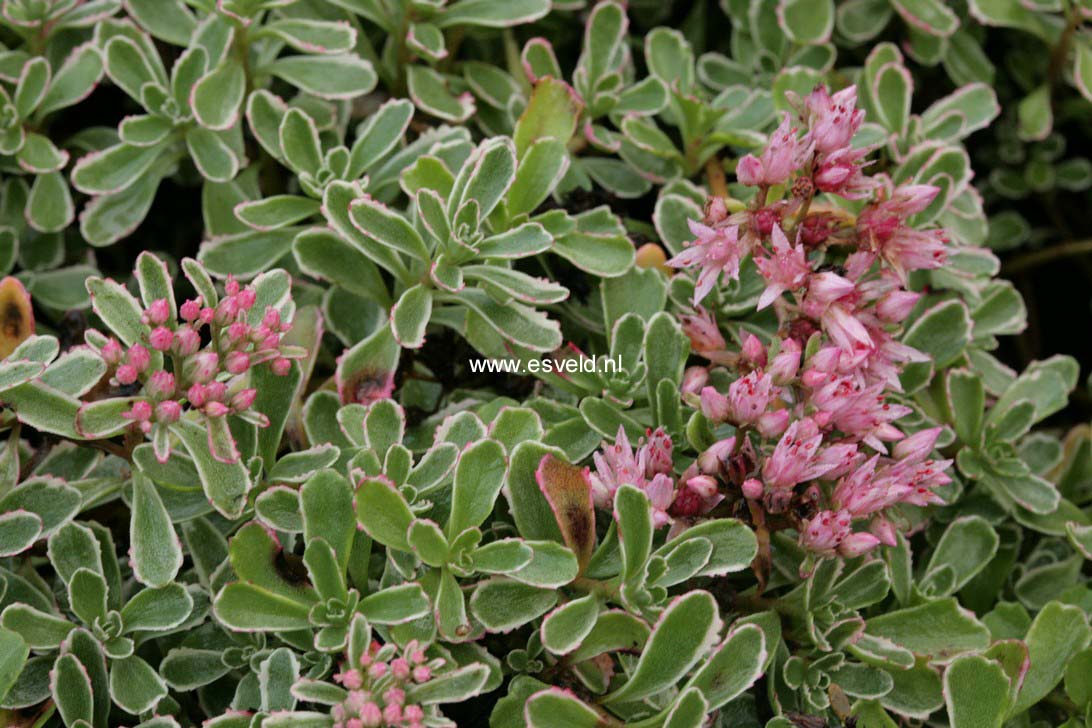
{"left": 155, "top": 400, "right": 182, "bottom": 423}
{"left": 768, "top": 339, "right": 802, "bottom": 384}
{"left": 143, "top": 298, "right": 171, "bottom": 326}
{"left": 205, "top": 381, "right": 227, "bottom": 401}
{"left": 227, "top": 321, "right": 249, "bottom": 343}
{"left": 384, "top": 687, "right": 405, "bottom": 706}
{"left": 336, "top": 669, "right": 363, "bottom": 690}
{"left": 148, "top": 326, "right": 174, "bottom": 351}
{"left": 214, "top": 297, "right": 240, "bottom": 325}
{"left": 704, "top": 196, "right": 729, "bottom": 224}
{"left": 225, "top": 351, "right": 250, "bottom": 375}
{"left": 736, "top": 154, "right": 764, "bottom": 186}
{"left": 101, "top": 338, "right": 124, "bottom": 365}
{"left": 127, "top": 344, "right": 151, "bottom": 372}
{"left": 115, "top": 364, "right": 139, "bottom": 385}
{"left": 146, "top": 371, "right": 175, "bottom": 398}
{"left": 741, "top": 478, "right": 763, "bottom": 499}
{"left": 741, "top": 334, "right": 767, "bottom": 367}
{"left": 199, "top": 307, "right": 215, "bottom": 325}
{"left": 681, "top": 366, "right": 709, "bottom": 396}
{"left": 236, "top": 288, "right": 256, "bottom": 310}
{"left": 187, "top": 383, "right": 208, "bottom": 408}
{"left": 359, "top": 702, "right": 382, "bottom": 727}
{"left": 368, "top": 663, "right": 387, "bottom": 679}
{"left": 404, "top": 705, "right": 425, "bottom": 722}
{"left": 383, "top": 704, "right": 402, "bottom": 724}
{"left": 180, "top": 298, "right": 202, "bottom": 321}
{"left": 391, "top": 658, "right": 411, "bottom": 680}
{"left": 172, "top": 326, "right": 201, "bottom": 356}
{"left": 876, "top": 290, "right": 921, "bottom": 323}
{"left": 231, "top": 388, "right": 257, "bottom": 411}
{"left": 262, "top": 307, "right": 282, "bottom": 329}
{"left": 412, "top": 666, "right": 431, "bottom": 683}
{"left": 838, "top": 531, "right": 881, "bottom": 557}
{"left": 186, "top": 352, "right": 219, "bottom": 383}
{"left": 699, "top": 387, "right": 730, "bottom": 422}
{"left": 124, "top": 400, "right": 153, "bottom": 422}
{"left": 225, "top": 276, "right": 240, "bottom": 296}
{"left": 204, "top": 401, "right": 230, "bottom": 417}
{"left": 870, "top": 517, "right": 897, "bottom": 547}
{"left": 271, "top": 357, "right": 291, "bottom": 376}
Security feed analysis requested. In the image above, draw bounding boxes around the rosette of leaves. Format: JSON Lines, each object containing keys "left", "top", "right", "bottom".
{"left": 322, "top": 130, "right": 634, "bottom": 373}
{"left": 614, "top": 24, "right": 766, "bottom": 189}
{"left": 1, "top": 490, "right": 202, "bottom": 721}
{"left": 0, "top": 45, "right": 104, "bottom": 233}
{"left": 458, "top": 1, "right": 672, "bottom": 199}
{"left": 327, "top": 0, "right": 551, "bottom": 123}
{"left": 0, "top": 0, "right": 119, "bottom": 53}
{"left": 200, "top": 94, "right": 464, "bottom": 279}
{"left": 71, "top": 6, "right": 376, "bottom": 246}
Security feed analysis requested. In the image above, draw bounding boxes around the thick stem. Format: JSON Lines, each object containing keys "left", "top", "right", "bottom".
{"left": 705, "top": 156, "right": 728, "bottom": 199}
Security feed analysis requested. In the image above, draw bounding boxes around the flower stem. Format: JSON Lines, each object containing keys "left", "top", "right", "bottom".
{"left": 1002, "top": 239, "right": 1092, "bottom": 275}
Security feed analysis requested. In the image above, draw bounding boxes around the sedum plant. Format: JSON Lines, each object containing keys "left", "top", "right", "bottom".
{"left": 1, "top": 2, "right": 1091, "bottom": 728}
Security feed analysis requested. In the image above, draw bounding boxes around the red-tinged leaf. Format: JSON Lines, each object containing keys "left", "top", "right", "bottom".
{"left": 0, "top": 277, "right": 35, "bottom": 360}
{"left": 535, "top": 454, "right": 595, "bottom": 574}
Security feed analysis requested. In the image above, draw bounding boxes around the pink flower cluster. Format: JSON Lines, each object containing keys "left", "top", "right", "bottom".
{"left": 591, "top": 426, "right": 723, "bottom": 534}
{"left": 659, "top": 84, "right": 954, "bottom": 558}
{"left": 331, "top": 639, "right": 442, "bottom": 728}
{"left": 92, "top": 276, "right": 301, "bottom": 463}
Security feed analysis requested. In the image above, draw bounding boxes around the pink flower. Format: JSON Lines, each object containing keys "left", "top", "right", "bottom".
{"left": 185, "top": 352, "right": 219, "bottom": 384}
{"left": 100, "top": 338, "right": 123, "bottom": 365}
{"left": 155, "top": 400, "right": 181, "bottom": 424}
{"left": 754, "top": 224, "right": 810, "bottom": 310}
{"left": 666, "top": 222, "right": 744, "bottom": 305}
{"left": 761, "top": 418, "right": 859, "bottom": 509}
{"left": 799, "top": 510, "right": 851, "bottom": 554}
{"left": 593, "top": 427, "right": 677, "bottom": 527}
{"left": 736, "top": 113, "right": 812, "bottom": 187}
{"left": 857, "top": 184, "right": 947, "bottom": 283}
{"left": 172, "top": 326, "right": 201, "bottom": 356}
{"left": 679, "top": 308, "right": 727, "bottom": 358}
{"left": 805, "top": 85, "right": 864, "bottom": 154}
{"left": 271, "top": 357, "right": 292, "bottom": 376}
{"left": 115, "top": 364, "right": 139, "bottom": 385}
{"left": 681, "top": 366, "right": 709, "bottom": 395}
{"left": 813, "top": 146, "right": 876, "bottom": 199}
{"left": 644, "top": 427, "right": 673, "bottom": 479}
{"left": 768, "top": 338, "right": 802, "bottom": 384}
{"left": 146, "top": 371, "right": 175, "bottom": 398}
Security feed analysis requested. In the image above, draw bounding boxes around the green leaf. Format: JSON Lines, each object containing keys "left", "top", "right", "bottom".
{"left": 261, "top": 19, "right": 356, "bottom": 55}
{"left": 130, "top": 473, "right": 183, "bottom": 587}
{"left": 436, "top": 0, "right": 550, "bottom": 28}
{"left": 109, "top": 655, "right": 167, "bottom": 715}
{"left": 355, "top": 476, "right": 414, "bottom": 551}
{"left": 213, "top": 582, "right": 312, "bottom": 631}
{"left": 944, "top": 654, "right": 1010, "bottom": 728}
{"left": 470, "top": 579, "right": 557, "bottom": 632}
{"left": 445, "top": 289, "right": 561, "bottom": 352}
{"left": 682, "top": 623, "right": 766, "bottom": 709}
{"left": 185, "top": 127, "right": 240, "bottom": 182}
{"left": 1010, "top": 601, "right": 1092, "bottom": 716}
{"left": 192, "top": 60, "right": 245, "bottom": 130}
{"left": 347, "top": 195, "right": 429, "bottom": 262}
{"left": 71, "top": 143, "right": 164, "bottom": 195}
{"left": 922, "top": 516, "right": 998, "bottom": 595}
{"left": 0, "top": 629, "right": 28, "bottom": 704}
{"left": 891, "top": 0, "right": 959, "bottom": 37}
{"left": 349, "top": 98, "right": 414, "bottom": 177}
{"left": 513, "top": 78, "right": 582, "bottom": 158}
{"left": 507, "top": 139, "right": 569, "bottom": 217}
{"left": 448, "top": 438, "right": 507, "bottom": 537}
{"left": 525, "top": 688, "right": 602, "bottom": 727}
{"left": 171, "top": 419, "right": 251, "bottom": 519}
{"left": 14, "top": 56, "right": 50, "bottom": 118}
{"left": 269, "top": 54, "right": 377, "bottom": 100}
{"left": 391, "top": 284, "right": 433, "bottom": 349}
{"left": 52, "top": 653, "right": 93, "bottom": 726}
{"left": 603, "top": 590, "right": 722, "bottom": 704}
{"left": 778, "top": 0, "right": 834, "bottom": 44}
{"left": 865, "top": 597, "right": 990, "bottom": 659}
{"left": 946, "top": 369, "right": 985, "bottom": 446}
{"left": 615, "top": 484, "right": 653, "bottom": 584}
{"left": 540, "top": 594, "right": 599, "bottom": 655}
{"left": 37, "top": 42, "right": 103, "bottom": 116}
{"left": 449, "top": 136, "right": 516, "bottom": 221}
{"left": 407, "top": 65, "right": 475, "bottom": 122}
{"left": 120, "top": 584, "right": 194, "bottom": 633}
{"left": 0, "top": 604, "right": 74, "bottom": 650}
{"left": 1016, "top": 85, "right": 1052, "bottom": 142}
{"left": 0, "top": 511, "right": 41, "bottom": 557}
{"left": 406, "top": 663, "right": 489, "bottom": 704}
